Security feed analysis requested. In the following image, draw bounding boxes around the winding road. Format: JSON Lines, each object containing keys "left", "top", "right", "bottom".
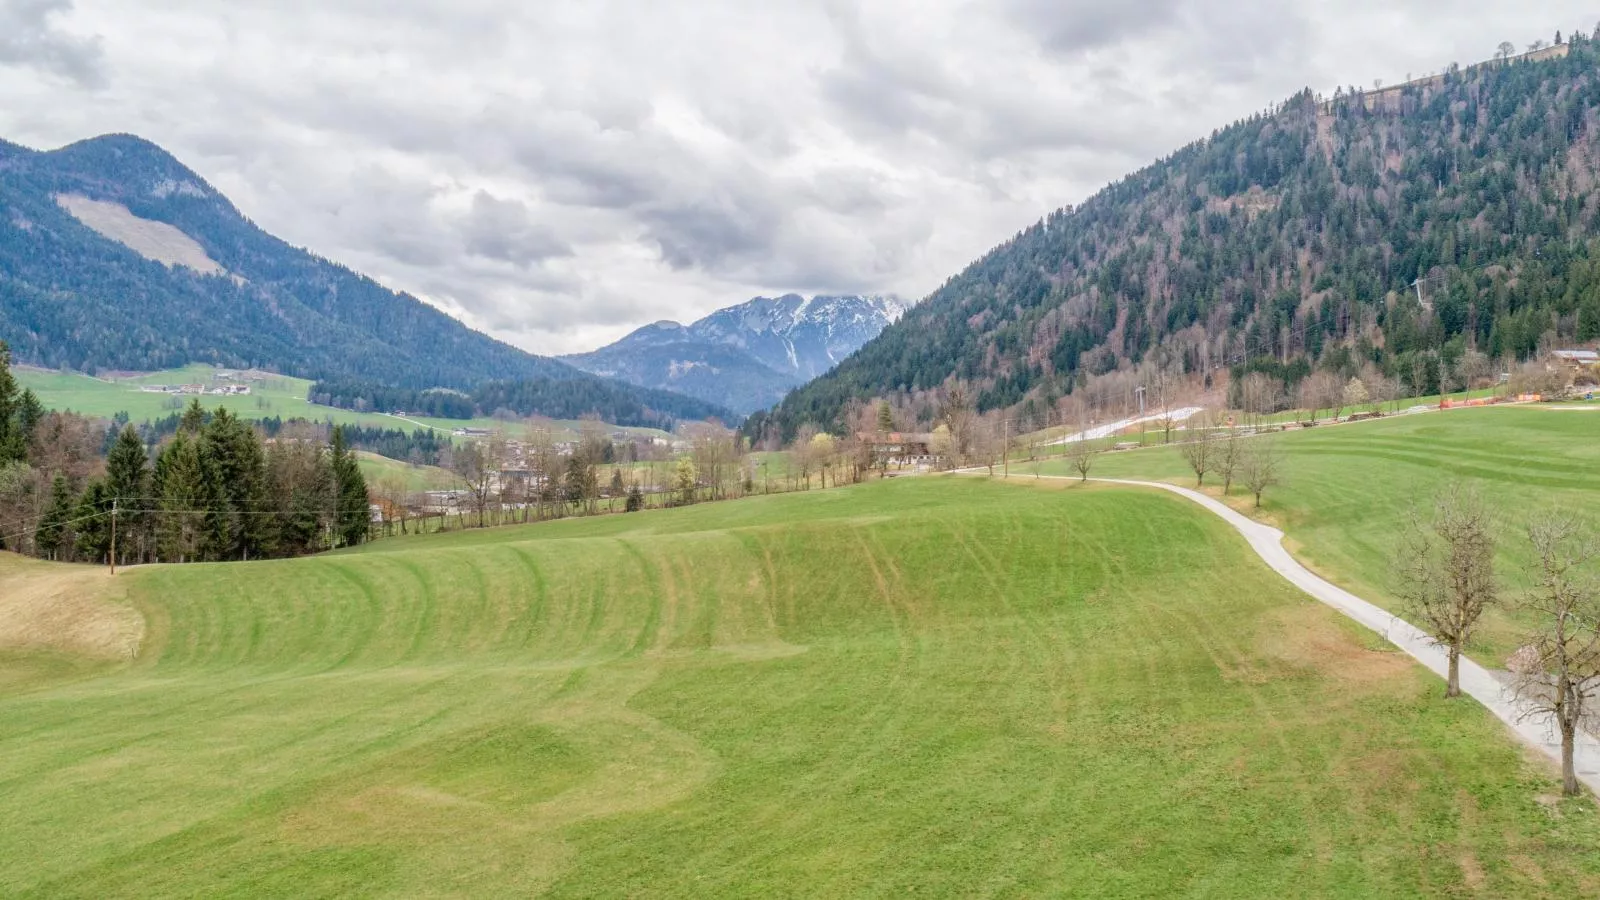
{"left": 1081, "top": 476, "right": 1600, "bottom": 793}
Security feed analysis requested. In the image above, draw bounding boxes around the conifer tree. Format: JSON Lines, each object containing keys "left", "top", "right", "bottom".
{"left": 106, "top": 425, "right": 150, "bottom": 564}
{"left": 329, "top": 427, "right": 370, "bottom": 547}
{"left": 200, "top": 409, "right": 270, "bottom": 561}
{"left": 16, "top": 389, "right": 43, "bottom": 451}
{"left": 265, "top": 437, "right": 333, "bottom": 555}
{"left": 179, "top": 399, "right": 208, "bottom": 436}
{"left": 0, "top": 341, "right": 22, "bottom": 465}
{"left": 35, "top": 475, "right": 75, "bottom": 561}
{"left": 73, "top": 480, "right": 112, "bottom": 564}
{"left": 154, "top": 432, "right": 207, "bottom": 563}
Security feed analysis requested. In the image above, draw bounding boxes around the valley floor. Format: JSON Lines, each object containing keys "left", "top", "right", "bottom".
{"left": 2, "top": 477, "right": 1598, "bottom": 896}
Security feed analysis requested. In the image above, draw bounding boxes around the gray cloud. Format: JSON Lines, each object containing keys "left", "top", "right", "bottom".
{"left": 0, "top": 0, "right": 1594, "bottom": 354}
{"left": 0, "top": 0, "right": 105, "bottom": 88}
{"left": 462, "top": 190, "right": 572, "bottom": 268}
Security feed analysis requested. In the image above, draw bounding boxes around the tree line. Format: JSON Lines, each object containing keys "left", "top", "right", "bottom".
{"left": 308, "top": 376, "right": 734, "bottom": 431}
{"left": 1, "top": 342, "right": 370, "bottom": 564}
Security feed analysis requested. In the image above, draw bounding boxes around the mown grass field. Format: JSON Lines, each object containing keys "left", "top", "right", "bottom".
{"left": 1054, "top": 405, "right": 1600, "bottom": 661}
{"left": 12, "top": 364, "right": 675, "bottom": 442}
{"left": 355, "top": 451, "right": 459, "bottom": 494}
{"left": 3, "top": 477, "right": 1598, "bottom": 896}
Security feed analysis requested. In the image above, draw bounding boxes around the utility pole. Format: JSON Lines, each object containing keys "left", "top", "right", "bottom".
{"left": 1002, "top": 418, "right": 1010, "bottom": 478}
{"left": 109, "top": 498, "right": 118, "bottom": 576}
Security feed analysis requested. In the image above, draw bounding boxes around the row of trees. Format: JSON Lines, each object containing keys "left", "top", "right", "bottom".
{"left": 29, "top": 405, "right": 371, "bottom": 565}
{"left": 1, "top": 342, "right": 372, "bottom": 565}
{"left": 1397, "top": 487, "right": 1600, "bottom": 797}
{"left": 1176, "top": 417, "right": 1283, "bottom": 506}
{"left": 373, "top": 418, "right": 756, "bottom": 535}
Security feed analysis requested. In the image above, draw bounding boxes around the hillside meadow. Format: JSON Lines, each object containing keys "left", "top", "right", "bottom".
{"left": 12, "top": 364, "right": 675, "bottom": 442}
{"left": 1052, "top": 405, "right": 1600, "bottom": 661}
{"left": 2, "top": 477, "right": 1598, "bottom": 896}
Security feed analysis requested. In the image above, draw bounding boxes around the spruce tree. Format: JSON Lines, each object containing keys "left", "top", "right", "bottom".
{"left": 16, "top": 389, "right": 43, "bottom": 451}
{"left": 0, "top": 341, "right": 22, "bottom": 465}
{"left": 105, "top": 425, "right": 150, "bottom": 564}
{"left": 154, "top": 432, "right": 206, "bottom": 563}
{"left": 73, "top": 480, "right": 112, "bottom": 564}
{"left": 330, "top": 427, "right": 370, "bottom": 548}
{"left": 35, "top": 475, "right": 75, "bottom": 561}
{"left": 199, "top": 409, "right": 271, "bottom": 561}
{"left": 179, "top": 399, "right": 207, "bottom": 436}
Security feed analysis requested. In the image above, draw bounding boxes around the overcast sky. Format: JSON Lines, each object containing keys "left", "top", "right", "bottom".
{"left": 1, "top": 1, "right": 1593, "bottom": 355}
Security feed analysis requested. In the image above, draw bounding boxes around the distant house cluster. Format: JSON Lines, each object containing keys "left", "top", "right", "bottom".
{"left": 137, "top": 370, "right": 263, "bottom": 397}
{"left": 140, "top": 383, "right": 252, "bottom": 396}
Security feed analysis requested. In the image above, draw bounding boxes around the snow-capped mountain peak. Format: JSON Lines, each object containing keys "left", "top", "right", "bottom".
{"left": 562, "top": 292, "right": 911, "bottom": 414}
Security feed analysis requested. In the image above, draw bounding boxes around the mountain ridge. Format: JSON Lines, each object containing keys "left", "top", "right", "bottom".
{"left": 749, "top": 37, "right": 1600, "bottom": 441}
{"left": 563, "top": 292, "right": 908, "bottom": 413}
{"left": 0, "top": 132, "right": 729, "bottom": 425}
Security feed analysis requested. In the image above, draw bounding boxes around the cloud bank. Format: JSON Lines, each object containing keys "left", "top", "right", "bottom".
{"left": 0, "top": 0, "right": 1592, "bottom": 353}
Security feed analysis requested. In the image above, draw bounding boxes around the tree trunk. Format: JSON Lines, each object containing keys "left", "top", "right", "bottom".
{"left": 1253, "top": 490, "right": 1262, "bottom": 508}
{"left": 1445, "top": 645, "right": 1461, "bottom": 698}
{"left": 1563, "top": 722, "right": 1580, "bottom": 796}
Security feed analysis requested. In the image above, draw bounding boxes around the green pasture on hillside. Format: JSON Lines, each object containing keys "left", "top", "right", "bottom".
{"left": 1049, "top": 405, "right": 1600, "bottom": 661}
{"left": 12, "top": 364, "right": 675, "bottom": 442}
{"left": 2, "top": 477, "right": 1597, "bottom": 896}
{"left": 355, "top": 452, "right": 459, "bottom": 494}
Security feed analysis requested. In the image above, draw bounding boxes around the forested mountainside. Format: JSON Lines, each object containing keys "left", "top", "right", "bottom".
{"left": 308, "top": 376, "right": 733, "bottom": 429}
{"left": 751, "top": 37, "right": 1600, "bottom": 440}
{"left": 0, "top": 134, "right": 575, "bottom": 388}
{"left": 562, "top": 294, "right": 907, "bottom": 414}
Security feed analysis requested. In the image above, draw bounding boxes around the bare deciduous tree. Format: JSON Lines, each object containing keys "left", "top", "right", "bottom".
{"left": 1066, "top": 435, "right": 1098, "bottom": 483}
{"left": 1512, "top": 514, "right": 1600, "bottom": 796}
{"left": 1240, "top": 438, "right": 1282, "bottom": 508}
{"left": 1394, "top": 485, "right": 1498, "bottom": 699}
{"left": 1178, "top": 412, "right": 1215, "bottom": 486}
{"left": 450, "top": 440, "right": 493, "bottom": 528}
{"left": 942, "top": 383, "right": 977, "bottom": 463}
{"left": 1216, "top": 426, "right": 1243, "bottom": 494}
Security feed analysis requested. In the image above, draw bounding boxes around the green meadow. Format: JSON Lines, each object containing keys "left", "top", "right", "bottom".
{"left": 355, "top": 451, "right": 459, "bottom": 494}
{"left": 12, "top": 364, "right": 675, "bottom": 442}
{"left": 3, "top": 477, "right": 1597, "bottom": 896}
{"left": 1055, "top": 405, "right": 1600, "bottom": 660}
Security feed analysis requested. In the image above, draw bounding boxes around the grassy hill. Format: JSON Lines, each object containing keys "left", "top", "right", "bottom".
{"left": 11, "top": 364, "right": 676, "bottom": 443}
{"left": 1054, "top": 405, "right": 1600, "bottom": 660}
{"left": 2, "top": 477, "right": 1597, "bottom": 896}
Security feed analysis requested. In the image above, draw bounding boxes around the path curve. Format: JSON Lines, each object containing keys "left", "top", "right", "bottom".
{"left": 1082, "top": 476, "right": 1600, "bottom": 793}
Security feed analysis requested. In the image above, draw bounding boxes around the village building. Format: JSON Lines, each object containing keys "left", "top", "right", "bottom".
{"left": 858, "top": 432, "right": 943, "bottom": 470}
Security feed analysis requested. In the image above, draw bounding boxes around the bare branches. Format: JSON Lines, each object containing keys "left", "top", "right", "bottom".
{"left": 1240, "top": 438, "right": 1281, "bottom": 508}
{"left": 1393, "top": 484, "right": 1498, "bottom": 698}
{"left": 1178, "top": 411, "right": 1215, "bottom": 486}
{"left": 1512, "top": 513, "right": 1600, "bottom": 795}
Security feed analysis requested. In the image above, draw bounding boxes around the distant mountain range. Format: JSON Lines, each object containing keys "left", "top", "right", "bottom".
{"left": 0, "top": 133, "right": 728, "bottom": 425}
{"left": 563, "top": 293, "right": 910, "bottom": 413}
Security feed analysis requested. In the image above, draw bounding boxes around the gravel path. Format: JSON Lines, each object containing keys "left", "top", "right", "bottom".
{"left": 1089, "top": 476, "right": 1600, "bottom": 793}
